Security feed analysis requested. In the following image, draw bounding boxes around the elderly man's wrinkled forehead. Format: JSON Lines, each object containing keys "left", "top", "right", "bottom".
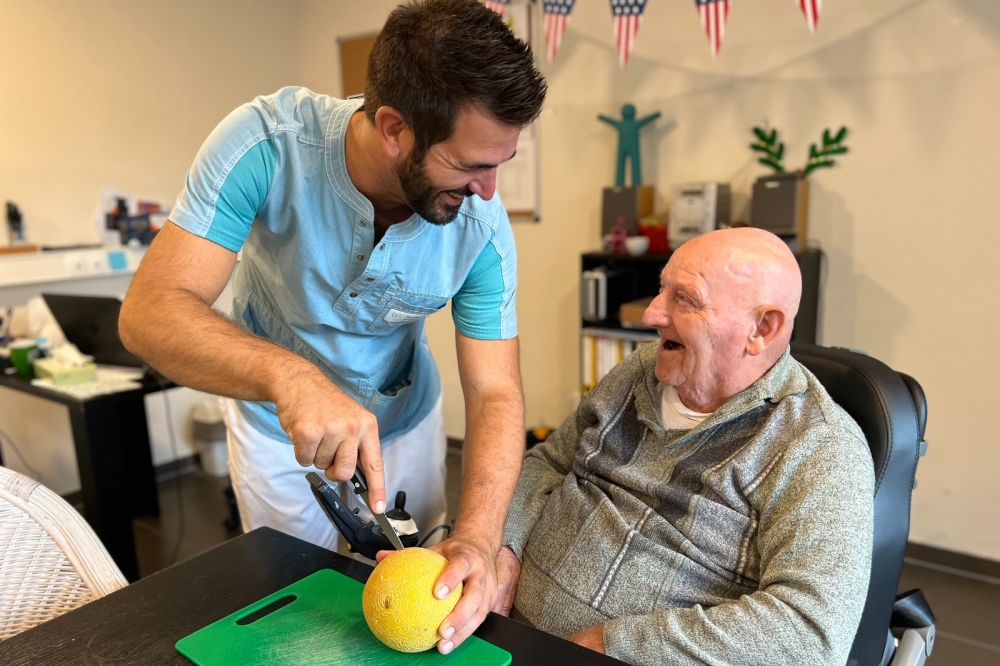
{"left": 664, "top": 229, "right": 802, "bottom": 314}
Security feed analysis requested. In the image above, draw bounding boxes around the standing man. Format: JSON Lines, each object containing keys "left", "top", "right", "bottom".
{"left": 119, "top": 0, "right": 546, "bottom": 654}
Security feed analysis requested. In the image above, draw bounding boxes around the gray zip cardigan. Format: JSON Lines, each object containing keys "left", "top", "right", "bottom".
{"left": 503, "top": 344, "right": 874, "bottom": 666}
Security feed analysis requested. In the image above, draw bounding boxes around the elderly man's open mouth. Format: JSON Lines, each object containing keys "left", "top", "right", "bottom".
{"left": 662, "top": 338, "right": 685, "bottom": 351}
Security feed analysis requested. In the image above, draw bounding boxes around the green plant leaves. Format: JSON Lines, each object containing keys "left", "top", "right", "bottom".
{"left": 749, "top": 125, "right": 850, "bottom": 177}
{"left": 804, "top": 126, "right": 849, "bottom": 176}
{"left": 750, "top": 126, "right": 786, "bottom": 173}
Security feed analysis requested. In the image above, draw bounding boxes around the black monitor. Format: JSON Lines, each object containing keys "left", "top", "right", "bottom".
{"left": 42, "top": 294, "right": 145, "bottom": 368}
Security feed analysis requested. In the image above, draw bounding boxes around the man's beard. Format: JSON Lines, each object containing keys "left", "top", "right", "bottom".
{"left": 397, "top": 152, "right": 469, "bottom": 225}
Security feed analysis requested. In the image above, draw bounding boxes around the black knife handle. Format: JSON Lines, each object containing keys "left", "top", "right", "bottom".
{"left": 350, "top": 468, "right": 367, "bottom": 495}
{"left": 306, "top": 472, "right": 416, "bottom": 560}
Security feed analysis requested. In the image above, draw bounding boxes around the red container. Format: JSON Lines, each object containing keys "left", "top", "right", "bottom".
{"left": 639, "top": 224, "right": 670, "bottom": 254}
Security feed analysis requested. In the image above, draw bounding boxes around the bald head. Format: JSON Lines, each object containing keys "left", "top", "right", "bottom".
{"left": 678, "top": 227, "right": 802, "bottom": 334}
{"left": 642, "top": 228, "right": 802, "bottom": 412}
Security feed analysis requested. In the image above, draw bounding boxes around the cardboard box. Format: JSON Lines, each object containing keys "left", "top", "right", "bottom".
{"left": 619, "top": 297, "right": 655, "bottom": 329}
{"left": 602, "top": 186, "right": 656, "bottom": 236}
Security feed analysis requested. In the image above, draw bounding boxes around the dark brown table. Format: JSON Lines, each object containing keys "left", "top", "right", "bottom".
{"left": 0, "top": 527, "right": 625, "bottom": 665}
{"left": 0, "top": 371, "right": 168, "bottom": 581}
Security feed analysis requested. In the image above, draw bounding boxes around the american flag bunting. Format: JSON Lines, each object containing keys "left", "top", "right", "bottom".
{"left": 610, "top": 0, "right": 648, "bottom": 68}
{"left": 695, "top": 0, "right": 731, "bottom": 58}
{"left": 484, "top": 0, "right": 510, "bottom": 19}
{"left": 796, "top": 0, "right": 822, "bottom": 33}
{"left": 543, "top": 0, "right": 577, "bottom": 64}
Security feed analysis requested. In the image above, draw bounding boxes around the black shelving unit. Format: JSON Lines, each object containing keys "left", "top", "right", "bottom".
{"left": 581, "top": 248, "right": 822, "bottom": 345}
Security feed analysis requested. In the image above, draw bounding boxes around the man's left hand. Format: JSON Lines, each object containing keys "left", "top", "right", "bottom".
{"left": 430, "top": 535, "right": 498, "bottom": 654}
{"left": 569, "top": 625, "right": 606, "bottom": 654}
{"left": 492, "top": 546, "right": 520, "bottom": 616}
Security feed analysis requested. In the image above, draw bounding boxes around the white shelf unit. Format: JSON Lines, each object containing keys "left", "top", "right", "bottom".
{"left": 581, "top": 327, "right": 658, "bottom": 393}
{"left": 0, "top": 248, "right": 145, "bottom": 289}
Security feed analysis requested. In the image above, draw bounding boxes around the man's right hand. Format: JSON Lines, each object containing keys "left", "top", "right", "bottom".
{"left": 273, "top": 365, "right": 387, "bottom": 513}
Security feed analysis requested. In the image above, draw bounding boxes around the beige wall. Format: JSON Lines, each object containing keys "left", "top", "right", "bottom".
{"left": 301, "top": 0, "right": 1000, "bottom": 561}
{"left": 0, "top": 0, "right": 302, "bottom": 246}
{"left": 536, "top": 0, "right": 1000, "bottom": 561}
{"left": 0, "top": 1, "right": 301, "bottom": 491}
{"left": 4, "top": 0, "right": 998, "bottom": 560}
{"left": 538, "top": 0, "right": 1000, "bottom": 561}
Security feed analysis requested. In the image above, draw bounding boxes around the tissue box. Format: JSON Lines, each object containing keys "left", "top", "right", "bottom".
{"left": 33, "top": 358, "right": 98, "bottom": 386}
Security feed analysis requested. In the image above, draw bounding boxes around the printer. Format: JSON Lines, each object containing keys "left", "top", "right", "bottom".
{"left": 668, "top": 182, "right": 731, "bottom": 248}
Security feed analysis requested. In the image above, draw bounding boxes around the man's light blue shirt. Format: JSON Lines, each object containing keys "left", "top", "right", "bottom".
{"left": 169, "top": 88, "right": 518, "bottom": 442}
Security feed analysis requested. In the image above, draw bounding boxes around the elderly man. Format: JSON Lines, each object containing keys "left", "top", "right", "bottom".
{"left": 496, "top": 228, "right": 874, "bottom": 665}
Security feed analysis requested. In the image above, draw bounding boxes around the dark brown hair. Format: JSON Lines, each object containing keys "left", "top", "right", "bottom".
{"left": 365, "top": 0, "right": 547, "bottom": 159}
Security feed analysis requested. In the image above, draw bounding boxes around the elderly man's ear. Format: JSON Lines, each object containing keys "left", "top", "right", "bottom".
{"left": 746, "top": 306, "right": 788, "bottom": 356}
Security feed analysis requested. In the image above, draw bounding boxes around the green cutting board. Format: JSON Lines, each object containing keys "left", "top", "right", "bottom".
{"left": 176, "top": 568, "right": 511, "bottom": 666}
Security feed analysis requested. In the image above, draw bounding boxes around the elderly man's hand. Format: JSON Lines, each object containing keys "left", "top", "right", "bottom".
{"left": 491, "top": 546, "right": 521, "bottom": 616}
{"left": 569, "top": 625, "right": 606, "bottom": 653}
{"left": 429, "top": 535, "right": 498, "bottom": 654}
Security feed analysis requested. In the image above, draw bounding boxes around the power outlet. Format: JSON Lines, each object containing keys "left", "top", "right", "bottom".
{"left": 63, "top": 251, "right": 109, "bottom": 276}
{"left": 86, "top": 251, "right": 108, "bottom": 275}
{"left": 64, "top": 254, "right": 89, "bottom": 276}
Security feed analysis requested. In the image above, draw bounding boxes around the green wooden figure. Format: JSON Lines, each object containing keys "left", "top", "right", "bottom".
{"left": 598, "top": 104, "right": 661, "bottom": 187}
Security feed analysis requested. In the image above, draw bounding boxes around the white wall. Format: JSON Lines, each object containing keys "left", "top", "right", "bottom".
{"left": 4, "top": 0, "right": 998, "bottom": 560}
{"left": 0, "top": 0, "right": 302, "bottom": 246}
{"left": 0, "top": 0, "right": 289, "bottom": 489}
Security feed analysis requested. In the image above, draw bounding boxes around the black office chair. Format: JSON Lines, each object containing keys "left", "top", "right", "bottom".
{"left": 791, "top": 344, "right": 935, "bottom": 666}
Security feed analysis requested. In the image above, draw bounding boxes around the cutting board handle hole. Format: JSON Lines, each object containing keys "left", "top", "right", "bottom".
{"left": 236, "top": 595, "right": 297, "bottom": 625}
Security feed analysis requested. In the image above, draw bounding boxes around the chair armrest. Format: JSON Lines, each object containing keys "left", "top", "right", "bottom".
{"left": 890, "top": 627, "right": 934, "bottom": 666}
{"left": 889, "top": 589, "right": 936, "bottom": 666}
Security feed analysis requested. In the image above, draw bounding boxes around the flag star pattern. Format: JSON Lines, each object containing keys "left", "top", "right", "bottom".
{"left": 695, "top": 0, "right": 731, "bottom": 58}
{"left": 543, "top": 0, "right": 577, "bottom": 64}
{"left": 610, "top": 0, "right": 648, "bottom": 68}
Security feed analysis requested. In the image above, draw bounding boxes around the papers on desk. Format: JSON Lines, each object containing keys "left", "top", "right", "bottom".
{"left": 31, "top": 365, "right": 145, "bottom": 399}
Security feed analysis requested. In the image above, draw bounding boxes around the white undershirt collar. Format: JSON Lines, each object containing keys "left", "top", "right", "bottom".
{"left": 659, "top": 384, "right": 713, "bottom": 430}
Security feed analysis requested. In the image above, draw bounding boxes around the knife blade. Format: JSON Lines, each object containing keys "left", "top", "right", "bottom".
{"left": 350, "top": 469, "right": 406, "bottom": 551}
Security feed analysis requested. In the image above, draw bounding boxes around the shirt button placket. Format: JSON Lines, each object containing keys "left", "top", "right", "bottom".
{"left": 350, "top": 220, "right": 364, "bottom": 298}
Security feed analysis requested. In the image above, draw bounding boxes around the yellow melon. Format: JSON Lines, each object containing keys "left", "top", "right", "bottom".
{"left": 362, "top": 548, "right": 462, "bottom": 652}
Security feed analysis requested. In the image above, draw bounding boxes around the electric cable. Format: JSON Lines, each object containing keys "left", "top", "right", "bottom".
{"left": 161, "top": 384, "right": 186, "bottom": 566}
{"left": 418, "top": 523, "right": 453, "bottom": 548}
{"left": 146, "top": 367, "right": 186, "bottom": 567}
{"left": 0, "top": 427, "right": 44, "bottom": 482}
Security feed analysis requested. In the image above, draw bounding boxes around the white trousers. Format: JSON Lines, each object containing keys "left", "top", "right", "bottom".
{"left": 223, "top": 395, "right": 449, "bottom": 551}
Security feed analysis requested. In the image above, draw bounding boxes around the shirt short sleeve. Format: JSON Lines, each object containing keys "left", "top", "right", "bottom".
{"left": 451, "top": 217, "right": 518, "bottom": 340}
{"left": 169, "top": 102, "right": 277, "bottom": 252}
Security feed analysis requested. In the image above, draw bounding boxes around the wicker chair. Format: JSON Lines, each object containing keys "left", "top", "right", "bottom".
{"left": 0, "top": 466, "right": 128, "bottom": 640}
